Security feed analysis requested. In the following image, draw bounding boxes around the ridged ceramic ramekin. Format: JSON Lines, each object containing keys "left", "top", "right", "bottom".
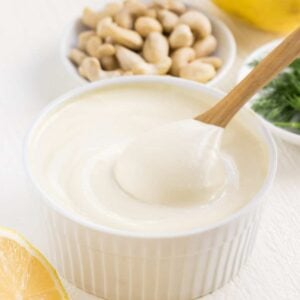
{"left": 25, "top": 77, "right": 276, "bottom": 300}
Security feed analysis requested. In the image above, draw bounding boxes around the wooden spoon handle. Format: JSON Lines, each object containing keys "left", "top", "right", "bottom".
{"left": 196, "top": 27, "right": 300, "bottom": 127}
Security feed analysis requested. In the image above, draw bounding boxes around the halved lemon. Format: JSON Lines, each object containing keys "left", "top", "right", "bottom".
{"left": 0, "top": 227, "right": 68, "bottom": 299}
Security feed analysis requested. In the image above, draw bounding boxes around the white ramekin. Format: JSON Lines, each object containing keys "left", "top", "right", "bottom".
{"left": 61, "top": 1, "right": 236, "bottom": 87}
{"left": 25, "top": 76, "right": 276, "bottom": 300}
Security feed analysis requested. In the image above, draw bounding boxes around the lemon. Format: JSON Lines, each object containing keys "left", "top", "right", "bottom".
{"left": 213, "top": 0, "right": 300, "bottom": 33}
{"left": 0, "top": 227, "right": 68, "bottom": 299}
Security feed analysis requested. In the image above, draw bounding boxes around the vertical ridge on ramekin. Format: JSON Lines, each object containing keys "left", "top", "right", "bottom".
{"left": 153, "top": 241, "right": 161, "bottom": 300}
{"left": 127, "top": 241, "right": 133, "bottom": 300}
{"left": 211, "top": 240, "right": 225, "bottom": 291}
{"left": 52, "top": 211, "right": 66, "bottom": 277}
{"left": 77, "top": 229, "right": 87, "bottom": 290}
{"left": 84, "top": 232, "right": 96, "bottom": 295}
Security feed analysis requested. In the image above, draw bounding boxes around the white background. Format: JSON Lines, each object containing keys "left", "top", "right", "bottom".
{"left": 0, "top": 0, "right": 299, "bottom": 299}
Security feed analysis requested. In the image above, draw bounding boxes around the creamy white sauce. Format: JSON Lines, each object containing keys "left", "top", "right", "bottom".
{"left": 29, "top": 83, "right": 268, "bottom": 233}
{"left": 115, "top": 119, "right": 230, "bottom": 205}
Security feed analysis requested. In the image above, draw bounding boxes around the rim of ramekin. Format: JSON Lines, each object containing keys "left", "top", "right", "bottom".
{"left": 24, "top": 76, "right": 277, "bottom": 239}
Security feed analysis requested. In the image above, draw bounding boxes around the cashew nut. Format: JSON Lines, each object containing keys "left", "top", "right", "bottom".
{"left": 145, "top": 8, "right": 157, "bottom": 18}
{"left": 157, "top": 9, "right": 178, "bottom": 33}
{"left": 124, "top": 0, "right": 147, "bottom": 15}
{"left": 97, "top": 17, "right": 143, "bottom": 50}
{"left": 132, "top": 57, "right": 172, "bottom": 75}
{"left": 85, "top": 36, "right": 102, "bottom": 57}
{"left": 116, "top": 45, "right": 171, "bottom": 75}
{"left": 170, "top": 47, "right": 195, "bottom": 76}
{"left": 154, "top": 0, "right": 186, "bottom": 15}
{"left": 81, "top": 2, "right": 123, "bottom": 29}
{"left": 143, "top": 32, "right": 169, "bottom": 63}
{"left": 101, "top": 56, "right": 120, "bottom": 70}
{"left": 168, "top": 0, "right": 186, "bottom": 14}
{"left": 135, "top": 16, "right": 162, "bottom": 37}
{"left": 179, "top": 61, "right": 216, "bottom": 83}
{"left": 79, "top": 57, "right": 101, "bottom": 81}
{"left": 197, "top": 56, "right": 222, "bottom": 69}
{"left": 79, "top": 57, "right": 122, "bottom": 81}
{"left": 114, "top": 9, "right": 134, "bottom": 29}
{"left": 81, "top": 8, "right": 100, "bottom": 29}
{"left": 115, "top": 45, "right": 145, "bottom": 70}
{"left": 69, "top": 48, "right": 87, "bottom": 66}
{"left": 100, "top": 69, "right": 123, "bottom": 78}
{"left": 97, "top": 44, "right": 116, "bottom": 58}
{"left": 77, "top": 30, "right": 96, "bottom": 50}
{"left": 113, "top": 1, "right": 148, "bottom": 30}
{"left": 96, "top": 44, "right": 116, "bottom": 59}
{"left": 193, "top": 35, "right": 217, "bottom": 58}
{"left": 133, "top": 58, "right": 172, "bottom": 75}
{"left": 179, "top": 10, "right": 212, "bottom": 38}
{"left": 104, "top": 36, "right": 114, "bottom": 44}
{"left": 169, "top": 24, "right": 194, "bottom": 49}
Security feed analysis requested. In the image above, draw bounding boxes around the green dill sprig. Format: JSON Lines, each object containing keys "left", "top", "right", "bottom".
{"left": 249, "top": 57, "right": 300, "bottom": 134}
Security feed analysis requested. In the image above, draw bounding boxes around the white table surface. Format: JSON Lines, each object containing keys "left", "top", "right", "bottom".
{"left": 0, "top": 0, "right": 299, "bottom": 299}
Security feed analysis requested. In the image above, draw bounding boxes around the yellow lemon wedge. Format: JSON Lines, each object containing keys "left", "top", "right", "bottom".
{"left": 0, "top": 227, "right": 68, "bottom": 299}
{"left": 213, "top": 0, "right": 300, "bottom": 33}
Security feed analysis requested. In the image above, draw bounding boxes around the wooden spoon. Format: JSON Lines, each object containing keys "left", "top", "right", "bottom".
{"left": 195, "top": 27, "right": 300, "bottom": 127}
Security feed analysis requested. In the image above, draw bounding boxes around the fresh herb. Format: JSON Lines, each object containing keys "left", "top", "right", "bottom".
{"left": 249, "top": 58, "right": 300, "bottom": 134}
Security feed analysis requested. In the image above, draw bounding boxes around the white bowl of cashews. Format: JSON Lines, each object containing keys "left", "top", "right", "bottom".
{"left": 61, "top": 0, "right": 236, "bottom": 86}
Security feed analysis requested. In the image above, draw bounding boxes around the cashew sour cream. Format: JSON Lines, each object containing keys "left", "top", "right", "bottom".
{"left": 29, "top": 83, "right": 268, "bottom": 233}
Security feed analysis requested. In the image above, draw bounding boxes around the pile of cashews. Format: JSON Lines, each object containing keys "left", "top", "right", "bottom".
{"left": 69, "top": 0, "right": 222, "bottom": 83}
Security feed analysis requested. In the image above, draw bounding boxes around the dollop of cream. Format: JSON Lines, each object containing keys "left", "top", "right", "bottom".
{"left": 114, "top": 119, "right": 230, "bottom": 205}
